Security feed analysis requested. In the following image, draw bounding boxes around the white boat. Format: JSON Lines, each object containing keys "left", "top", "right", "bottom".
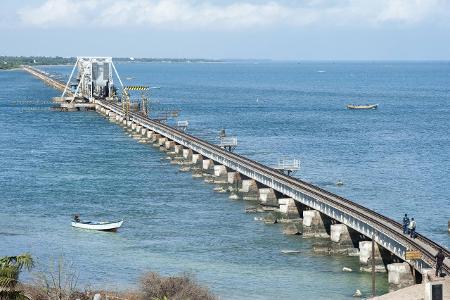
{"left": 346, "top": 103, "right": 378, "bottom": 110}
{"left": 281, "top": 250, "right": 302, "bottom": 254}
{"left": 71, "top": 220, "right": 123, "bottom": 232}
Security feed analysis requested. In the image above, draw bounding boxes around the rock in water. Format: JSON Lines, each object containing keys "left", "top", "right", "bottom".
{"left": 352, "top": 289, "right": 362, "bottom": 297}
{"left": 229, "top": 193, "right": 239, "bottom": 200}
{"left": 283, "top": 223, "right": 300, "bottom": 235}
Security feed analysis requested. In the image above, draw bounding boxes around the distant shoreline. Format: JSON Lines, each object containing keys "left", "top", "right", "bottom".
{"left": 0, "top": 56, "right": 226, "bottom": 70}
{"left": 2, "top": 56, "right": 449, "bottom": 70}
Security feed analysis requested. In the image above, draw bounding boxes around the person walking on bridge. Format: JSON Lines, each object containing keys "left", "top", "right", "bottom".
{"left": 408, "top": 217, "right": 416, "bottom": 238}
{"left": 435, "top": 248, "right": 446, "bottom": 277}
{"left": 402, "top": 214, "right": 410, "bottom": 234}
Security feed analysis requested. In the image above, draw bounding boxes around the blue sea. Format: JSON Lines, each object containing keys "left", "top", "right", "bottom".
{"left": 1, "top": 61, "right": 449, "bottom": 299}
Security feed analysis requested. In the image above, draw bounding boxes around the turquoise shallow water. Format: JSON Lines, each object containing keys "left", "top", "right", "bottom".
{"left": 1, "top": 62, "right": 449, "bottom": 299}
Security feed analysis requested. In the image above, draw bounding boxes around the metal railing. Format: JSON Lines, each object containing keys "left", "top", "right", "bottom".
{"left": 99, "top": 100, "right": 448, "bottom": 274}
{"left": 21, "top": 68, "right": 449, "bottom": 274}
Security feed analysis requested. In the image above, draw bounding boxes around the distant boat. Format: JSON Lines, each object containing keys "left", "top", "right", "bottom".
{"left": 281, "top": 250, "right": 301, "bottom": 254}
{"left": 346, "top": 104, "right": 378, "bottom": 110}
{"left": 71, "top": 220, "right": 123, "bottom": 232}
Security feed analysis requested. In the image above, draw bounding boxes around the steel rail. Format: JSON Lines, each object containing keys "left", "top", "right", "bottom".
{"left": 102, "top": 101, "right": 448, "bottom": 274}
{"left": 21, "top": 66, "right": 448, "bottom": 274}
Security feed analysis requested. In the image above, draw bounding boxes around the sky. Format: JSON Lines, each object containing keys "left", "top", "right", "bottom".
{"left": 1, "top": 0, "right": 450, "bottom": 60}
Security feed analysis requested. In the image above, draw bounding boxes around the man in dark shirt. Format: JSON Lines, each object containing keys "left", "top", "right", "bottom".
{"left": 435, "top": 248, "right": 446, "bottom": 277}
{"left": 402, "top": 214, "right": 410, "bottom": 234}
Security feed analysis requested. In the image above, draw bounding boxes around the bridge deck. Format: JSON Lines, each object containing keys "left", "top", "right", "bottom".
{"left": 23, "top": 66, "right": 449, "bottom": 275}
{"left": 103, "top": 100, "right": 449, "bottom": 274}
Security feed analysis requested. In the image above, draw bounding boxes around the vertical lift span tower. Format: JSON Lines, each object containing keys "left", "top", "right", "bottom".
{"left": 55, "top": 57, "right": 123, "bottom": 110}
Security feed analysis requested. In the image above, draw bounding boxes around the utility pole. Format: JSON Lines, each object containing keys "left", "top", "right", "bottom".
{"left": 372, "top": 235, "right": 376, "bottom": 297}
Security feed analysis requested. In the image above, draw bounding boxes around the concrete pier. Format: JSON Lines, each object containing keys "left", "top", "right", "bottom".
{"left": 183, "top": 148, "right": 193, "bottom": 161}
{"left": 174, "top": 144, "right": 183, "bottom": 155}
{"left": 165, "top": 140, "right": 175, "bottom": 151}
{"left": 158, "top": 137, "right": 167, "bottom": 147}
{"left": 227, "top": 172, "right": 241, "bottom": 190}
{"left": 387, "top": 262, "right": 415, "bottom": 290}
{"left": 146, "top": 130, "right": 153, "bottom": 139}
{"left": 258, "top": 188, "right": 278, "bottom": 207}
{"left": 277, "top": 198, "right": 300, "bottom": 219}
{"left": 302, "top": 210, "right": 330, "bottom": 238}
{"left": 329, "top": 224, "right": 361, "bottom": 254}
{"left": 151, "top": 134, "right": 161, "bottom": 145}
{"left": 23, "top": 65, "right": 450, "bottom": 288}
{"left": 359, "top": 241, "right": 388, "bottom": 272}
{"left": 202, "top": 159, "right": 215, "bottom": 176}
{"left": 213, "top": 165, "right": 228, "bottom": 183}
{"left": 190, "top": 153, "right": 203, "bottom": 170}
{"left": 239, "top": 179, "right": 259, "bottom": 201}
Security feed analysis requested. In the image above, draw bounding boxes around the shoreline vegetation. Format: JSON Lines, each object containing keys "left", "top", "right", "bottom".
{"left": 0, "top": 56, "right": 224, "bottom": 70}
{"left": 1, "top": 253, "right": 216, "bottom": 300}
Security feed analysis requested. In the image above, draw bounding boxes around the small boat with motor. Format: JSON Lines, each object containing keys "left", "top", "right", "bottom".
{"left": 71, "top": 215, "right": 123, "bottom": 232}
{"left": 346, "top": 104, "right": 378, "bottom": 110}
{"left": 336, "top": 180, "right": 344, "bottom": 186}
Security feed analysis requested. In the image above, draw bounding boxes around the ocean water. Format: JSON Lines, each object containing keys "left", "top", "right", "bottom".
{"left": 1, "top": 62, "right": 449, "bottom": 299}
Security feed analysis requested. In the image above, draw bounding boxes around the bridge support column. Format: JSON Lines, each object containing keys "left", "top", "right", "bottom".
{"left": 359, "top": 241, "right": 388, "bottom": 272}
{"left": 259, "top": 188, "right": 278, "bottom": 207}
{"left": 227, "top": 172, "right": 241, "bottom": 190}
{"left": 213, "top": 165, "right": 228, "bottom": 184}
{"left": 191, "top": 153, "right": 202, "bottom": 166}
{"left": 188, "top": 153, "right": 202, "bottom": 176}
{"left": 174, "top": 144, "right": 183, "bottom": 155}
{"left": 151, "top": 134, "right": 161, "bottom": 144}
{"left": 329, "top": 224, "right": 361, "bottom": 254}
{"left": 227, "top": 172, "right": 242, "bottom": 199}
{"left": 131, "top": 123, "right": 137, "bottom": 131}
{"left": 239, "top": 179, "right": 259, "bottom": 201}
{"left": 182, "top": 148, "right": 193, "bottom": 162}
{"left": 158, "top": 137, "right": 168, "bottom": 150}
{"left": 165, "top": 140, "right": 175, "bottom": 151}
{"left": 387, "top": 262, "right": 415, "bottom": 290}
{"left": 146, "top": 130, "right": 153, "bottom": 139}
{"left": 302, "top": 210, "right": 331, "bottom": 238}
{"left": 277, "top": 198, "right": 301, "bottom": 219}
{"left": 202, "top": 159, "right": 215, "bottom": 179}
{"left": 141, "top": 128, "right": 147, "bottom": 136}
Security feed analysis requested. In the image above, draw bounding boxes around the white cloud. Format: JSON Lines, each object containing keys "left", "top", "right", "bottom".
{"left": 17, "top": 0, "right": 450, "bottom": 29}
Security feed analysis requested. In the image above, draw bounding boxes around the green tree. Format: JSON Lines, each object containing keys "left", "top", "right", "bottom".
{"left": 0, "top": 254, "right": 34, "bottom": 300}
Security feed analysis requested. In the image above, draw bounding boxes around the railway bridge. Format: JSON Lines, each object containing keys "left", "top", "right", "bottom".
{"left": 22, "top": 61, "right": 449, "bottom": 291}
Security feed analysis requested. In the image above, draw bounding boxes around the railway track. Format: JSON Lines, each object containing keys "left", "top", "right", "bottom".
{"left": 113, "top": 103, "right": 449, "bottom": 274}
{"left": 21, "top": 66, "right": 449, "bottom": 274}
